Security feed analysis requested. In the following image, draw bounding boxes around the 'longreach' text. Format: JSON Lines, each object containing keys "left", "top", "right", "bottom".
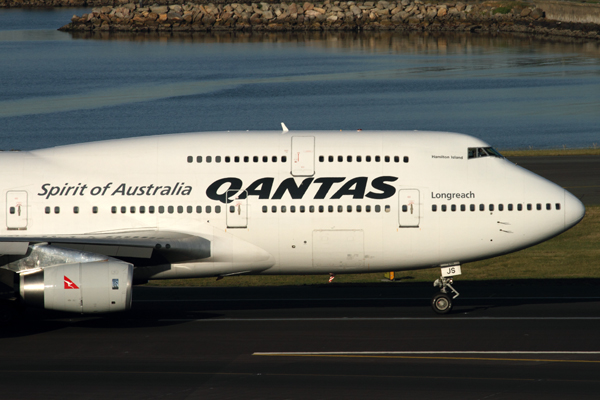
{"left": 431, "top": 191, "right": 475, "bottom": 200}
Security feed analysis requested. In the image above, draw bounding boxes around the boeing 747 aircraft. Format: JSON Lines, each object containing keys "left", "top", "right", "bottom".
{"left": 0, "top": 128, "right": 585, "bottom": 317}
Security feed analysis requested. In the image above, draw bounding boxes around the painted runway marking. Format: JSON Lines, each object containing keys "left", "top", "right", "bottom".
{"left": 253, "top": 351, "right": 600, "bottom": 364}
{"left": 158, "top": 317, "right": 600, "bottom": 322}
{"left": 138, "top": 296, "right": 600, "bottom": 302}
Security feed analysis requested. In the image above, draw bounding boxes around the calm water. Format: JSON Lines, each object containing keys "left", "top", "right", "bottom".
{"left": 0, "top": 8, "right": 599, "bottom": 150}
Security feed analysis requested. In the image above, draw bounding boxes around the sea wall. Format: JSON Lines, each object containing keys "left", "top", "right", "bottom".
{"left": 535, "top": 0, "right": 600, "bottom": 24}
{"left": 56, "top": 1, "right": 599, "bottom": 40}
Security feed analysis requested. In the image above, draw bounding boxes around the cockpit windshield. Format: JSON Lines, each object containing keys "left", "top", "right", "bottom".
{"left": 468, "top": 147, "right": 504, "bottom": 159}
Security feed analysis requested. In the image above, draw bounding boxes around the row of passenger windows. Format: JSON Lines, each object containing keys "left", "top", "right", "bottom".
{"left": 318, "top": 155, "right": 408, "bottom": 163}
{"left": 262, "top": 204, "right": 391, "bottom": 213}
{"left": 187, "top": 155, "right": 287, "bottom": 164}
{"left": 431, "top": 203, "right": 561, "bottom": 212}
{"left": 44, "top": 205, "right": 224, "bottom": 215}
{"left": 186, "top": 155, "right": 409, "bottom": 164}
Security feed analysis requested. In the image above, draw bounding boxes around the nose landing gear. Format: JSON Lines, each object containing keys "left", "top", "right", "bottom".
{"left": 432, "top": 265, "right": 461, "bottom": 314}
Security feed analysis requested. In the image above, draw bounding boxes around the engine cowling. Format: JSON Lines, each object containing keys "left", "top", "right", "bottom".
{"left": 19, "top": 261, "right": 133, "bottom": 313}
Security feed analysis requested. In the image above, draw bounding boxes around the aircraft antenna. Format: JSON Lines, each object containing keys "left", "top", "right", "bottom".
{"left": 281, "top": 122, "right": 289, "bottom": 133}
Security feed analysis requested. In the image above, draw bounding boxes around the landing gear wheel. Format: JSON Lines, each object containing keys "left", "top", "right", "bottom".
{"left": 432, "top": 292, "right": 452, "bottom": 314}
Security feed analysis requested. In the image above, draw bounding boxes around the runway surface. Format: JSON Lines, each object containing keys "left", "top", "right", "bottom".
{"left": 0, "top": 155, "right": 598, "bottom": 399}
{"left": 508, "top": 155, "right": 600, "bottom": 205}
{"left": 3, "top": 282, "right": 600, "bottom": 399}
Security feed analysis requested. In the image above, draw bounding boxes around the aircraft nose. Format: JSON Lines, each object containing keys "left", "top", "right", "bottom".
{"left": 564, "top": 189, "right": 585, "bottom": 230}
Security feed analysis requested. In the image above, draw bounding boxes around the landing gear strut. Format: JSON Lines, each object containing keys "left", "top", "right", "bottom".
{"left": 431, "top": 265, "right": 461, "bottom": 314}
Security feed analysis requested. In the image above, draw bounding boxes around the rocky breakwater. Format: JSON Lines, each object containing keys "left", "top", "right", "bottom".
{"left": 59, "top": 1, "right": 600, "bottom": 39}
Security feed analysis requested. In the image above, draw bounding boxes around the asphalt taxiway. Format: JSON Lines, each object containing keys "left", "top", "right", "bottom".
{"left": 3, "top": 282, "right": 600, "bottom": 399}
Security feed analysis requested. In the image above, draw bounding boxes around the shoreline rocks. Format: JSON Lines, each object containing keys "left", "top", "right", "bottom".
{"left": 56, "top": 1, "right": 600, "bottom": 40}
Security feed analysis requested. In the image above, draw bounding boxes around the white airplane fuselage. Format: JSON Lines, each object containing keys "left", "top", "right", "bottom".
{"left": 0, "top": 130, "right": 585, "bottom": 285}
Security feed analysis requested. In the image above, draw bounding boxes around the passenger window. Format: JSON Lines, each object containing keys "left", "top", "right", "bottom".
{"left": 45, "top": 206, "right": 50, "bottom": 214}
{"left": 460, "top": 204, "right": 465, "bottom": 212}
{"left": 537, "top": 203, "right": 542, "bottom": 210}
{"left": 130, "top": 206, "right": 135, "bottom": 213}
{"left": 272, "top": 156, "right": 277, "bottom": 162}
{"left": 432, "top": 205, "right": 437, "bottom": 212}
{"left": 177, "top": 206, "right": 183, "bottom": 213}
{"left": 291, "top": 205, "right": 296, "bottom": 213}
{"left": 394, "top": 156, "right": 399, "bottom": 163}
{"left": 74, "top": 206, "right": 79, "bottom": 214}
{"left": 357, "top": 156, "right": 362, "bottom": 162}
{"left": 207, "top": 156, "right": 212, "bottom": 163}
{"left": 366, "top": 156, "right": 372, "bottom": 162}
{"left": 338, "top": 156, "right": 343, "bottom": 162}
{"left": 263, "top": 156, "right": 268, "bottom": 162}
{"left": 140, "top": 206, "right": 146, "bottom": 214}
{"left": 244, "top": 156, "right": 249, "bottom": 163}
{"left": 281, "top": 206, "right": 286, "bottom": 213}
{"left": 197, "top": 156, "right": 202, "bottom": 163}
{"left": 262, "top": 206, "right": 267, "bottom": 213}
{"left": 403, "top": 156, "right": 409, "bottom": 163}
{"left": 196, "top": 206, "right": 202, "bottom": 213}
{"left": 527, "top": 204, "right": 532, "bottom": 211}
{"left": 121, "top": 206, "right": 126, "bottom": 214}
{"left": 556, "top": 203, "right": 561, "bottom": 210}
{"left": 375, "top": 156, "right": 381, "bottom": 162}
{"left": 168, "top": 206, "right": 174, "bottom": 214}
{"left": 327, "top": 156, "right": 333, "bottom": 162}
{"left": 319, "top": 206, "right": 324, "bottom": 213}
{"left": 546, "top": 203, "right": 551, "bottom": 210}
{"left": 234, "top": 156, "right": 240, "bottom": 163}
{"left": 517, "top": 204, "right": 522, "bottom": 211}
{"left": 216, "top": 156, "right": 221, "bottom": 163}
{"left": 366, "top": 205, "right": 371, "bottom": 212}
{"left": 328, "top": 205, "right": 333, "bottom": 212}
{"left": 451, "top": 205, "right": 456, "bottom": 212}
{"left": 215, "top": 206, "right": 221, "bottom": 213}
{"left": 187, "top": 206, "right": 192, "bottom": 213}
{"left": 508, "top": 204, "right": 513, "bottom": 211}
{"left": 403, "top": 205, "right": 409, "bottom": 212}
{"left": 225, "top": 156, "right": 231, "bottom": 163}
{"left": 111, "top": 206, "right": 117, "bottom": 214}
{"left": 442, "top": 205, "right": 447, "bottom": 212}
{"left": 479, "top": 204, "right": 485, "bottom": 211}
{"left": 338, "top": 205, "right": 343, "bottom": 212}
{"left": 300, "top": 206, "right": 305, "bottom": 213}
{"left": 385, "top": 156, "right": 390, "bottom": 162}
{"left": 375, "top": 205, "right": 381, "bottom": 212}
{"left": 356, "top": 205, "right": 362, "bottom": 212}
{"left": 272, "top": 206, "right": 277, "bottom": 213}
{"left": 187, "top": 156, "right": 193, "bottom": 163}
{"left": 470, "top": 204, "right": 475, "bottom": 212}
{"left": 93, "top": 206, "right": 98, "bottom": 214}
{"left": 254, "top": 156, "right": 259, "bottom": 163}
{"left": 489, "top": 204, "right": 494, "bottom": 212}
{"left": 149, "top": 206, "right": 155, "bottom": 214}
{"left": 309, "top": 206, "right": 315, "bottom": 213}
{"left": 206, "top": 206, "right": 212, "bottom": 213}
{"left": 498, "top": 204, "right": 503, "bottom": 211}
{"left": 346, "top": 155, "right": 352, "bottom": 162}
{"left": 319, "top": 156, "right": 324, "bottom": 162}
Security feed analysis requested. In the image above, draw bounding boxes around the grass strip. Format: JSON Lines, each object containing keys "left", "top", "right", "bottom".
{"left": 147, "top": 205, "right": 600, "bottom": 287}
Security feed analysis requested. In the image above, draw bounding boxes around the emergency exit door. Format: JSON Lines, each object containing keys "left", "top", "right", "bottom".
{"left": 227, "top": 190, "right": 248, "bottom": 228}
{"left": 398, "top": 189, "right": 420, "bottom": 227}
{"left": 291, "top": 136, "right": 315, "bottom": 176}
{"left": 6, "top": 191, "right": 28, "bottom": 230}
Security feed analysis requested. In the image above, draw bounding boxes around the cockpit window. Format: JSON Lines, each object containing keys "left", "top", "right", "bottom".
{"left": 468, "top": 147, "right": 504, "bottom": 159}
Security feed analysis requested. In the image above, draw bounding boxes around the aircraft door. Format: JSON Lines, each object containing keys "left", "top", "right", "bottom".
{"left": 227, "top": 190, "right": 248, "bottom": 228}
{"left": 6, "top": 190, "right": 28, "bottom": 230}
{"left": 291, "top": 136, "right": 315, "bottom": 176}
{"left": 399, "top": 189, "right": 420, "bottom": 227}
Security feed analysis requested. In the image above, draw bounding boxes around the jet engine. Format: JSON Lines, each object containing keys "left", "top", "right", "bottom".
{"left": 19, "top": 261, "right": 133, "bottom": 313}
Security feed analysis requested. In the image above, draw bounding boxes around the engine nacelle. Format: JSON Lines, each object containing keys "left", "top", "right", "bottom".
{"left": 19, "top": 261, "right": 133, "bottom": 313}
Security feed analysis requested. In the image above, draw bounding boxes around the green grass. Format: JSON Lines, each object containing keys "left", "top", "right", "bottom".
{"left": 147, "top": 205, "right": 600, "bottom": 287}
